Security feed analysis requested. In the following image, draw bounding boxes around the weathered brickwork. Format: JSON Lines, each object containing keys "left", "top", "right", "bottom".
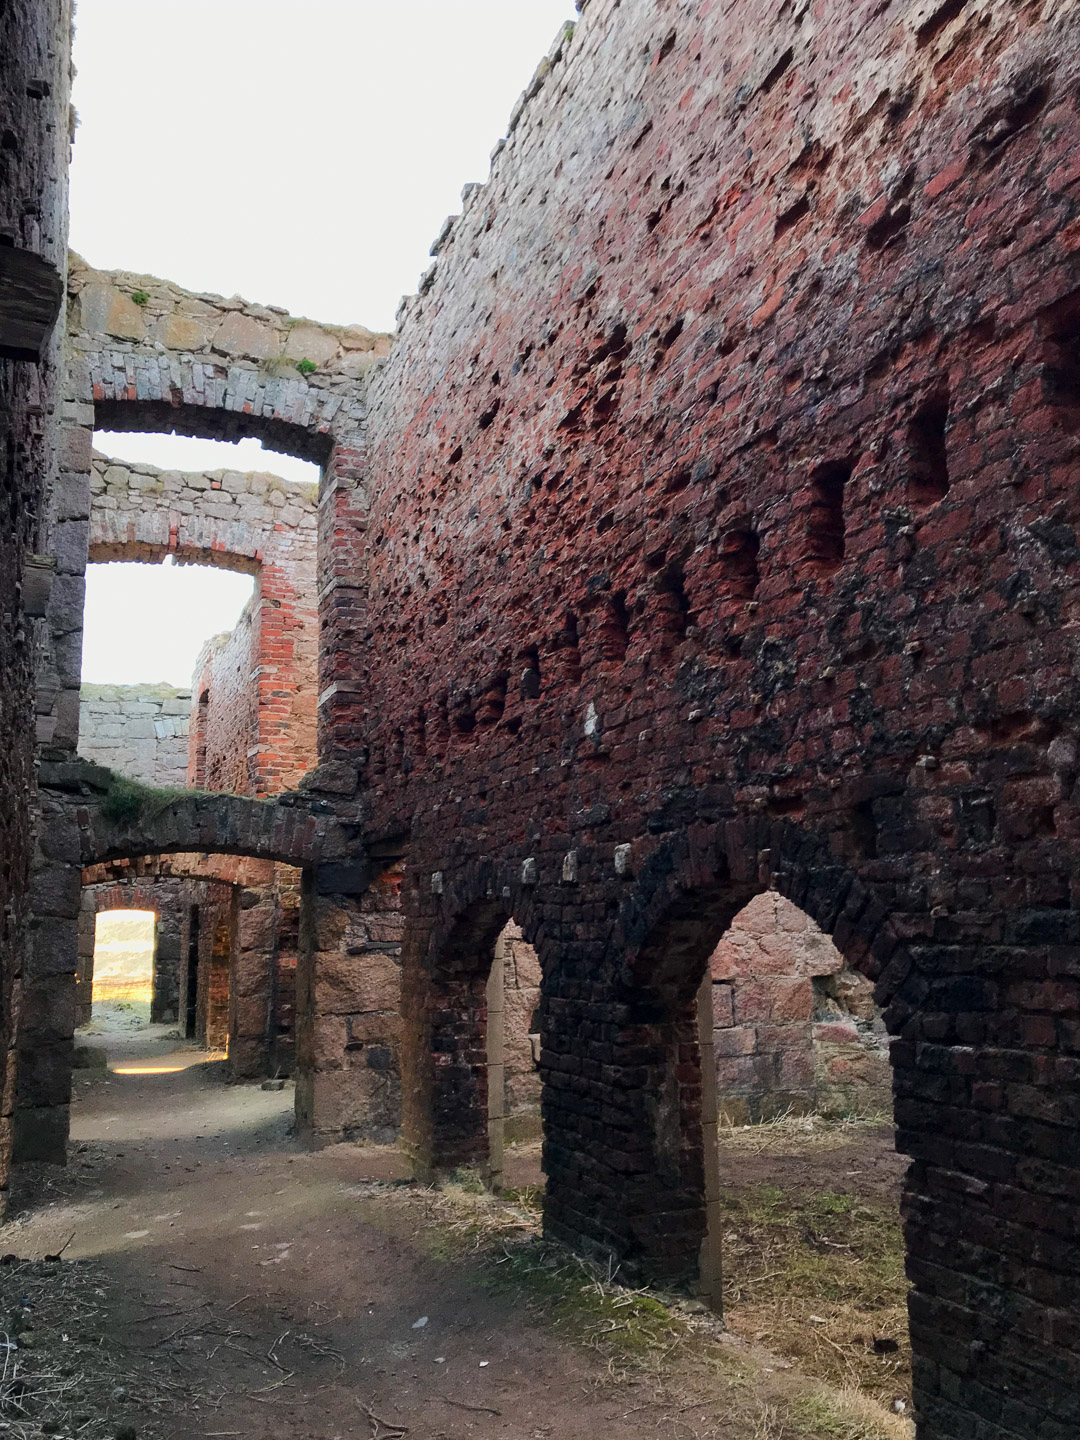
{"left": 0, "top": 0, "right": 71, "bottom": 1208}
{"left": 78, "top": 683, "right": 190, "bottom": 785}
{"left": 350, "top": 4, "right": 1080, "bottom": 1437}
{"left": 88, "top": 450, "right": 318, "bottom": 795}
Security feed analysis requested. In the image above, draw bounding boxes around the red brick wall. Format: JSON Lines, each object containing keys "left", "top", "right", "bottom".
{"left": 351, "top": 4, "right": 1080, "bottom": 1437}
{"left": 190, "top": 604, "right": 258, "bottom": 796}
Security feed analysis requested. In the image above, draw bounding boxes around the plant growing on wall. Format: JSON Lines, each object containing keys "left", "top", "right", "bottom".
{"left": 130, "top": 290, "right": 150, "bottom": 306}
{"left": 296, "top": 358, "right": 317, "bottom": 376}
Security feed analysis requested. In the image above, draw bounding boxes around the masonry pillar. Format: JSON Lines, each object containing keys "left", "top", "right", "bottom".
{"left": 151, "top": 902, "right": 181, "bottom": 1026}
{"left": 316, "top": 440, "right": 370, "bottom": 763}
{"left": 16, "top": 784, "right": 82, "bottom": 1164}
{"left": 542, "top": 975, "right": 711, "bottom": 1292}
{"left": 75, "top": 889, "right": 95, "bottom": 1028}
{"left": 228, "top": 883, "right": 278, "bottom": 1078}
{"left": 296, "top": 862, "right": 403, "bottom": 1145}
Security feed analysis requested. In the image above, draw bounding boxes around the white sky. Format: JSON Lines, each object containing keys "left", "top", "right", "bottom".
{"left": 73, "top": 0, "right": 577, "bottom": 686}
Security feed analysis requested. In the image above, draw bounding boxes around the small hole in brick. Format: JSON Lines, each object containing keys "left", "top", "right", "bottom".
{"left": 477, "top": 674, "right": 508, "bottom": 727}
{"left": 1040, "top": 292, "right": 1080, "bottom": 423}
{"left": 907, "top": 392, "right": 950, "bottom": 504}
{"left": 599, "top": 590, "right": 631, "bottom": 662}
{"left": 556, "top": 613, "right": 583, "bottom": 684}
{"left": 719, "top": 526, "right": 760, "bottom": 599}
{"left": 519, "top": 645, "right": 541, "bottom": 700}
{"left": 656, "top": 563, "right": 692, "bottom": 643}
{"left": 806, "top": 459, "right": 853, "bottom": 570}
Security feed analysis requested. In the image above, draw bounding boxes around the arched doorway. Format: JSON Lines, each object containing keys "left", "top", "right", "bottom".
{"left": 406, "top": 900, "right": 543, "bottom": 1187}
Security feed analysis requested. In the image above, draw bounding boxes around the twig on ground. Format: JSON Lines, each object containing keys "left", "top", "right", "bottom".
{"left": 440, "top": 1395, "right": 502, "bottom": 1416}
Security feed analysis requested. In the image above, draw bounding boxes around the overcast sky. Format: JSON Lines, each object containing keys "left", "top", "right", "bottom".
{"left": 74, "top": 0, "right": 577, "bottom": 686}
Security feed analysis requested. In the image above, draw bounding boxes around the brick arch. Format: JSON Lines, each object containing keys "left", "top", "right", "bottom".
{"left": 88, "top": 881, "right": 163, "bottom": 916}
{"left": 42, "top": 259, "right": 387, "bottom": 766}
{"left": 85, "top": 448, "right": 319, "bottom": 796}
{"left": 93, "top": 397, "right": 333, "bottom": 467}
{"left": 613, "top": 819, "right": 910, "bottom": 1014}
{"left": 77, "top": 875, "right": 182, "bottom": 1027}
{"left": 75, "top": 788, "right": 359, "bottom": 876}
{"left": 83, "top": 853, "right": 280, "bottom": 889}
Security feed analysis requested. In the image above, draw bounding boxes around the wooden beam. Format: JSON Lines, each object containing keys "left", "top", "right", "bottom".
{"left": 0, "top": 245, "right": 64, "bottom": 361}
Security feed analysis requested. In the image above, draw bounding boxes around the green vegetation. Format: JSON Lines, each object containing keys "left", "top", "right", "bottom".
{"left": 130, "top": 289, "right": 150, "bottom": 306}
{"left": 95, "top": 770, "right": 221, "bottom": 824}
{"left": 721, "top": 1185, "right": 909, "bottom": 1405}
{"left": 296, "top": 357, "right": 318, "bottom": 376}
{"left": 482, "top": 1237, "right": 686, "bottom": 1359}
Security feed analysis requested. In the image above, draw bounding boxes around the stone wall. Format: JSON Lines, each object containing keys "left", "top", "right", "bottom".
{"left": 78, "top": 684, "right": 190, "bottom": 786}
{"left": 352, "top": 3, "right": 1080, "bottom": 1437}
{"left": 709, "top": 893, "right": 890, "bottom": 1123}
{"left": 494, "top": 922, "right": 542, "bottom": 1139}
{"left": 1, "top": 0, "right": 71, "bottom": 1196}
{"left": 23, "top": 249, "right": 383, "bottom": 1156}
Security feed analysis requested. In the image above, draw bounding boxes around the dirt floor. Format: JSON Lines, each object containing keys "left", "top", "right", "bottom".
{"left": 0, "top": 1029, "right": 915, "bottom": 1440}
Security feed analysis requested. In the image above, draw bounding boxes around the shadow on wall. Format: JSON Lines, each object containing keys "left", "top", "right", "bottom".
{"left": 708, "top": 893, "right": 891, "bottom": 1123}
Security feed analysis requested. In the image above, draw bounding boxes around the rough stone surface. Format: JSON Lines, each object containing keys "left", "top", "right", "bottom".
{"left": 78, "top": 683, "right": 191, "bottom": 785}
{"left": 709, "top": 892, "right": 890, "bottom": 1121}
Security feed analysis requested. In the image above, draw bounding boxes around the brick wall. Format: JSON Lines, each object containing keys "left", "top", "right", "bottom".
{"left": 352, "top": 3, "right": 1080, "bottom": 1436}
{"left": 190, "top": 610, "right": 258, "bottom": 794}
{"left": 78, "top": 683, "right": 190, "bottom": 785}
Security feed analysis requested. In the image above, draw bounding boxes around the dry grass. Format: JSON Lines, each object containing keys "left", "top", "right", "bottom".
{"left": 718, "top": 1109, "right": 892, "bottom": 1154}
{"left": 344, "top": 1136, "right": 913, "bottom": 1440}
{"left": 719, "top": 1182, "right": 909, "bottom": 1409}
{"left": 791, "top": 1385, "right": 914, "bottom": 1440}
{"left": 0, "top": 1258, "right": 188, "bottom": 1440}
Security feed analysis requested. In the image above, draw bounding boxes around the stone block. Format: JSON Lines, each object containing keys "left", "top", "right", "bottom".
{"left": 733, "top": 978, "right": 814, "bottom": 1025}
{"left": 212, "top": 312, "right": 282, "bottom": 359}
{"left": 314, "top": 951, "right": 402, "bottom": 1017}
{"left": 711, "top": 982, "right": 733, "bottom": 1028}
{"left": 13, "top": 1104, "right": 70, "bottom": 1166}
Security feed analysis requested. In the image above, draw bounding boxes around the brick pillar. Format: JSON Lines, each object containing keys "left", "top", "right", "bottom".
{"left": 317, "top": 440, "right": 370, "bottom": 763}
{"left": 296, "top": 863, "right": 403, "bottom": 1145}
{"left": 542, "top": 978, "right": 710, "bottom": 1292}
{"left": 15, "top": 784, "right": 82, "bottom": 1164}
{"left": 75, "top": 889, "right": 95, "bottom": 1028}
{"left": 890, "top": 916, "right": 1080, "bottom": 1440}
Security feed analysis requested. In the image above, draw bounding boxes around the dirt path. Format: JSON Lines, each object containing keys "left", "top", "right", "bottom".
{"left": 1, "top": 1035, "right": 912, "bottom": 1440}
